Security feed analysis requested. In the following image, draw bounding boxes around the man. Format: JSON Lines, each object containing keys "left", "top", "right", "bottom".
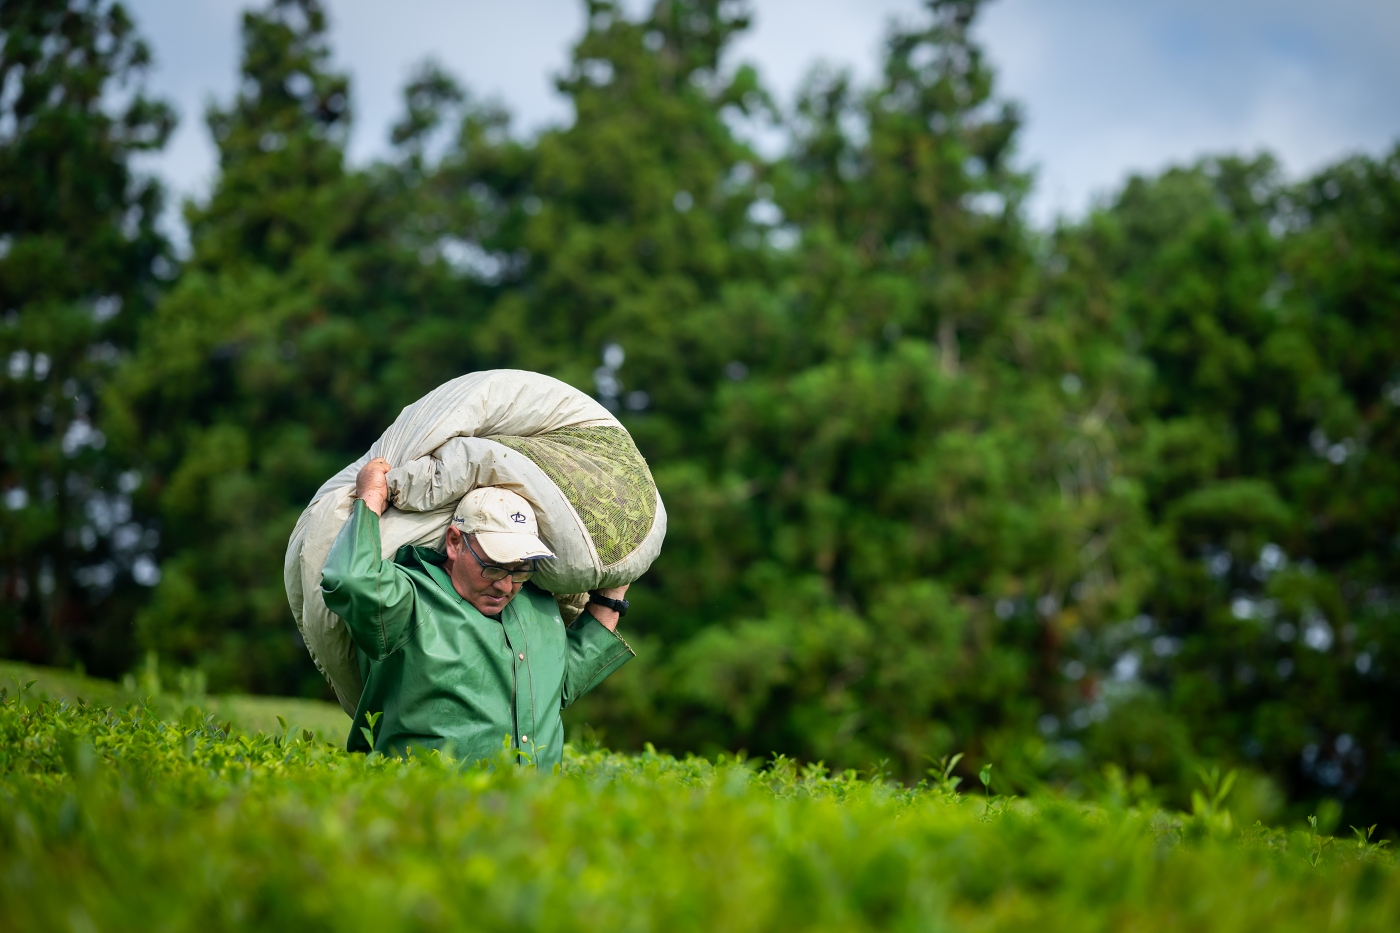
{"left": 320, "top": 456, "right": 635, "bottom": 767}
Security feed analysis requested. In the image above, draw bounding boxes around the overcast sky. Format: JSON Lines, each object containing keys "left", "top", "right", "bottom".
{"left": 125, "top": 0, "right": 1400, "bottom": 227}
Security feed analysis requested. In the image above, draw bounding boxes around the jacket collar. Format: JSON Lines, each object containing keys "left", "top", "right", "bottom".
{"left": 398, "top": 544, "right": 515, "bottom": 621}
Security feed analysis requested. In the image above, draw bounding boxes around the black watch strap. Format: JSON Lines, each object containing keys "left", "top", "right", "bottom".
{"left": 587, "top": 591, "right": 629, "bottom": 617}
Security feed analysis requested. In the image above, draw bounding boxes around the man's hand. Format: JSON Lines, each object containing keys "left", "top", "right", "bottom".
{"left": 586, "top": 583, "right": 630, "bottom": 632}
{"left": 354, "top": 458, "right": 392, "bottom": 516}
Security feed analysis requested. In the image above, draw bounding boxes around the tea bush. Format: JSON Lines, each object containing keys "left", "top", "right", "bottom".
{"left": 2, "top": 683, "right": 1398, "bottom": 932}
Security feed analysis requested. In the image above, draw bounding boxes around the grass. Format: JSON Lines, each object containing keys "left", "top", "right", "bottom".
{"left": 1, "top": 666, "right": 1398, "bottom": 931}
{"left": 0, "top": 659, "right": 349, "bottom": 742}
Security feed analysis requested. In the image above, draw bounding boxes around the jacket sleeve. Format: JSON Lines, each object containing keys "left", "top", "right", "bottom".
{"left": 320, "top": 499, "right": 416, "bottom": 661}
{"left": 561, "top": 611, "right": 636, "bottom": 708}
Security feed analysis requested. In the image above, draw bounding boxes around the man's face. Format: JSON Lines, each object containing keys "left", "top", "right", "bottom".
{"left": 443, "top": 528, "right": 529, "bottom": 616}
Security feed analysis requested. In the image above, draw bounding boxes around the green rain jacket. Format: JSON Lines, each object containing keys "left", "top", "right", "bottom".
{"left": 320, "top": 499, "right": 635, "bottom": 768}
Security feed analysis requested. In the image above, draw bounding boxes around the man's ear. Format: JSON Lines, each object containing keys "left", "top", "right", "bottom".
{"left": 444, "top": 526, "right": 461, "bottom": 558}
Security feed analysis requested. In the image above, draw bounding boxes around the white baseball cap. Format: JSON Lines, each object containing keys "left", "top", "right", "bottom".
{"left": 451, "top": 486, "right": 555, "bottom": 563}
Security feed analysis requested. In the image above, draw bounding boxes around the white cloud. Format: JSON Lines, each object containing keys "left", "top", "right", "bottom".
{"left": 978, "top": 0, "right": 1400, "bottom": 221}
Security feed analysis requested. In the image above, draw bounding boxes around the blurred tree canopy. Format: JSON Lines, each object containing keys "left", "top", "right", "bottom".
{"left": 2, "top": 0, "right": 1398, "bottom": 825}
{"left": 0, "top": 0, "right": 174, "bottom": 671}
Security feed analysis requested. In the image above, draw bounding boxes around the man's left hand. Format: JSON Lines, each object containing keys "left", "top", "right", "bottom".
{"left": 587, "top": 584, "right": 630, "bottom": 632}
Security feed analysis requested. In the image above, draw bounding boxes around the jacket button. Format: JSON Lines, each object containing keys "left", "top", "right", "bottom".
{"left": 518, "top": 652, "right": 525, "bottom": 660}
{"left": 520, "top": 735, "right": 528, "bottom": 743}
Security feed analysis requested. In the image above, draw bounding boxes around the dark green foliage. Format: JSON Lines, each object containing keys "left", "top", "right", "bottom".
{"left": 104, "top": 0, "right": 428, "bottom": 695}
{"left": 1054, "top": 149, "right": 1400, "bottom": 828}
{"left": 608, "top": 0, "right": 1140, "bottom": 775}
{"left": 3, "top": 0, "right": 1399, "bottom": 828}
{"left": 0, "top": 0, "right": 175, "bottom": 674}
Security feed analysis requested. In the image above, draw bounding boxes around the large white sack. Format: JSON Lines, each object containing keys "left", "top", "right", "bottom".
{"left": 284, "top": 370, "right": 666, "bottom": 715}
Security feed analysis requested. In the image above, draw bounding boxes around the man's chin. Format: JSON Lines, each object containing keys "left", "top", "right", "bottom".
{"left": 471, "top": 593, "right": 513, "bottom": 615}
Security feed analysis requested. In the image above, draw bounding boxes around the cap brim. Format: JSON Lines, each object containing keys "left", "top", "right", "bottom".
{"left": 475, "top": 531, "right": 555, "bottom": 563}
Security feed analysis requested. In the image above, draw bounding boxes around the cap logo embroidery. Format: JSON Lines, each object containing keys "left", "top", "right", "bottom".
{"left": 509, "top": 511, "right": 527, "bottom": 524}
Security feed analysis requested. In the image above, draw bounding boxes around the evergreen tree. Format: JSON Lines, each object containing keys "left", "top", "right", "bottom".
{"left": 394, "top": 0, "right": 804, "bottom": 741}
{"left": 0, "top": 0, "right": 174, "bottom": 674}
{"left": 558, "top": 0, "right": 1152, "bottom": 779}
{"left": 106, "top": 0, "right": 400, "bottom": 693}
{"left": 1057, "top": 148, "right": 1400, "bottom": 820}
{"left": 412, "top": 0, "right": 776, "bottom": 415}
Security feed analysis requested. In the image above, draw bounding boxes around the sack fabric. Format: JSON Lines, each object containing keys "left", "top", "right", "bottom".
{"left": 284, "top": 370, "right": 666, "bottom": 715}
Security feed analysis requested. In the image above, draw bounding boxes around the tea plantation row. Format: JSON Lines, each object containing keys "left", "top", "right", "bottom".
{"left": 1, "top": 678, "right": 1397, "bottom": 931}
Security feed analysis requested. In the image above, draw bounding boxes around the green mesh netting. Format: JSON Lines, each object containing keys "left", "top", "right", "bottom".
{"left": 490, "top": 426, "right": 657, "bottom": 567}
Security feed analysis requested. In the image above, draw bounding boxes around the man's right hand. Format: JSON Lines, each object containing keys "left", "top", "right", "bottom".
{"left": 354, "top": 458, "right": 392, "bottom": 516}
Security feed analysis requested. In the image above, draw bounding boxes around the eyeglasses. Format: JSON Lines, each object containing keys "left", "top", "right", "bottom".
{"left": 463, "top": 535, "right": 536, "bottom": 583}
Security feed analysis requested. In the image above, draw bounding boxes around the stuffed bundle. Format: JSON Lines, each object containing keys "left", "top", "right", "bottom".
{"left": 284, "top": 370, "right": 665, "bottom": 714}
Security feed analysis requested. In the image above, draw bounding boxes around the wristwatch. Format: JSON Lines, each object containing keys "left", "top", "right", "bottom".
{"left": 587, "top": 591, "right": 629, "bottom": 617}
